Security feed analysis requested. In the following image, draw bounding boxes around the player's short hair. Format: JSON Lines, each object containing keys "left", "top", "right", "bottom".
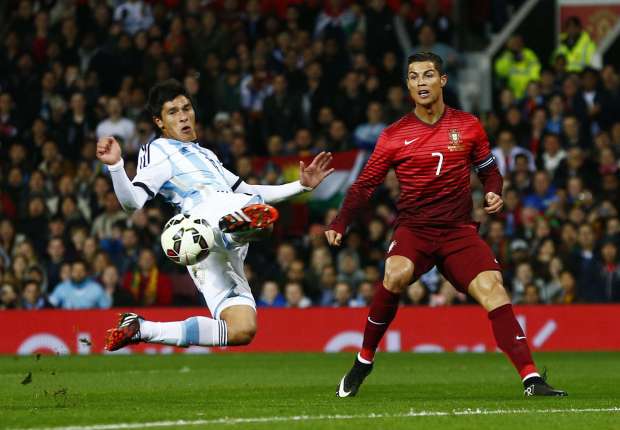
{"left": 146, "top": 79, "right": 191, "bottom": 119}
{"left": 407, "top": 52, "right": 445, "bottom": 76}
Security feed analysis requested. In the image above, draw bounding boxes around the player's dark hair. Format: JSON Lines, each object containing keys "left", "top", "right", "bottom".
{"left": 146, "top": 79, "right": 192, "bottom": 119}
{"left": 407, "top": 52, "right": 445, "bottom": 76}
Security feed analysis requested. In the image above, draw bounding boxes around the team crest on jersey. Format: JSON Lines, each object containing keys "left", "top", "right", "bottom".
{"left": 448, "top": 129, "right": 464, "bottom": 151}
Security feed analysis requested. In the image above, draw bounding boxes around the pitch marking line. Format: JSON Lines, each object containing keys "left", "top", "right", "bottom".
{"left": 15, "top": 407, "right": 620, "bottom": 430}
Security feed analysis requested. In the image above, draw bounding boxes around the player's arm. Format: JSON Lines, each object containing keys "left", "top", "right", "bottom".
{"left": 96, "top": 137, "right": 169, "bottom": 212}
{"left": 223, "top": 152, "right": 335, "bottom": 204}
{"left": 326, "top": 131, "right": 394, "bottom": 246}
{"left": 472, "top": 123, "right": 504, "bottom": 214}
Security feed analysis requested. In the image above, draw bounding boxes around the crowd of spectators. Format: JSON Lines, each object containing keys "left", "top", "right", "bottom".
{"left": 0, "top": 0, "right": 619, "bottom": 311}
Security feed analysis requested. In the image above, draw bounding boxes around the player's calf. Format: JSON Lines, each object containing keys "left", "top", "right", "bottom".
{"left": 220, "top": 306, "right": 257, "bottom": 345}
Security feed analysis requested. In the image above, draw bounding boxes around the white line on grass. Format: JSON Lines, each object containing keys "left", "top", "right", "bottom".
{"left": 14, "top": 407, "right": 620, "bottom": 430}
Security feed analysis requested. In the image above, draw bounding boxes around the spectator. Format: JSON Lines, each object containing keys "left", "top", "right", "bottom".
{"left": 354, "top": 280, "right": 375, "bottom": 306}
{"left": 522, "top": 283, "right": 541, "bottom": 305}
{"left": 522, "top": 171, "right": 558, "bottom": 213}
{"left": 21, "top": 279, "right": 52, "bottom": 309}
{"left": 492, "top": 129, "right": 535, "bottom": 176}
{"left": 556, "top": 270, "right": 578, "bottom": 303}
{"left": 383, "top": 86, "right": 409, "bottom": 124}
{"left": 495, "top": 34, "right": 541, "bottom": 99}
{"left": 334, "top": 71, "right": 368, "bottom": 130}
{"left": 353, "top": 101, "right": 386, "bottom": 150}
{"left": 257, "top": 280, "right": 286, "bottom": 307}
{"left": 100, "top": 265, "right": 134, "bottom": 307}
{"left": 0, "top": 283, "right": 19, "bottom": 309}
{"left": 569, "top": 223, "right": 604, "bottom": 302}
{"left": 48, "top": 260, "right": 110, "bottom": 309}
{"left": 413, "top": 24, "right": 459, "bottom": 83}
{"left": 326, "top": 119, "right": 352, "bottom": 152}
{"left": 599, "top": 241, "right": 620, "bottom": 302}
{"left": 331, "top": 281, "right": 355, "bottom": 307}
{"left": 91, "top": 191, "right": 128, "bottom": 240}
{"left": 262, "top": 74, "right": 302, "bottom": 141}
{"left": 553, "top": 16, "right": 596, "bottom": 73}
{"left": 538, "top": 133, "right": 566, "bottom": 182}
{"left": 284, "top": 281, "right": 311, "bottom": 308}
{"left": 405, "top": 282, "right": 429, "bottom": 305}
{"left": 122, "top": 248, "right": 173, "bottom": 306}
{"left": 114, "top": 0, "right": 154, "bottom": 36}
{"left": 95, "top": 97, "right": 136, "bottom": 147}
{"left": 412, "top": 0, "right": 452, "bottom": 45}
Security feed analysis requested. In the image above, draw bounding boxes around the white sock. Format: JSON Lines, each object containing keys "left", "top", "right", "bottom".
{"left": 140, "top": 317, "right": 227, "bottom": 347}
{"left": 357, "top": 353, "right": 373, "bottom": 364}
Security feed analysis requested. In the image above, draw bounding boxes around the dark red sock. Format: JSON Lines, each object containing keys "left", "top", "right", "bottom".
{"left": 488, "top": 304, "right": 537, "bottom": 379}
{"left": 359, "top": 282, "right": 400, "bottom": 362}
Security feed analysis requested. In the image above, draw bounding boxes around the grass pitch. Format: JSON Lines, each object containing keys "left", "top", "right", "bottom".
{"left": 1, "top": 352, "right": 619, "bottom": 430}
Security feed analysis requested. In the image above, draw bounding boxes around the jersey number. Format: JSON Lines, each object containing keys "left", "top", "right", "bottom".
{"left": 432, "top": 152, "right": 443, "bottom": 176}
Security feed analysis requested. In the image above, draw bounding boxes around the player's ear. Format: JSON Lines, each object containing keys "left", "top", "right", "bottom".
{"left": 153, "top": 116, "right": 164, "bottom": 131}
{"left": 440, "top": 74, "right": 448, "bottom": 88}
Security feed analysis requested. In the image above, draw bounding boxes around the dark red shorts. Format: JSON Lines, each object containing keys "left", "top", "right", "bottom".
{"left": 386, "top": 224, "right": 501, "bottom": 293}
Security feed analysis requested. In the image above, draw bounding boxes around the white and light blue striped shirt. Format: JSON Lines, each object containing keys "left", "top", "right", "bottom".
{"left": 133, "top": 138, "right": 241, "bottom": 213}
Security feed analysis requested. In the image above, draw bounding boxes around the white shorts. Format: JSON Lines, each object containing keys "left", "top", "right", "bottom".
{"left": 186, "top": 192, "right": 261, "bottom": 319}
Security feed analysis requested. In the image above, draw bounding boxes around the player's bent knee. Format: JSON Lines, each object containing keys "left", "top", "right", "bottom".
{"left": 384, "top": 256, "right": 415, "bottom": 294}
{"left": 226, "top": 320, "right": 257, "bottom": 345}
{"left": 469, "top": 271, "right": 510, "bottom": 311}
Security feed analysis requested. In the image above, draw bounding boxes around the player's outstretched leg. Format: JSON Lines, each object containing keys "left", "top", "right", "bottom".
{"left": 218, "top": 203, "right": 279, "bottom": 234}
{"left": 336, "top": 256, "right": 413, "bottom": 397}
{"left": 104, "top": 312, "right": 229, "bottom": 351}
{"left": 469, "top": 271, "right": 567, "bottom": 397}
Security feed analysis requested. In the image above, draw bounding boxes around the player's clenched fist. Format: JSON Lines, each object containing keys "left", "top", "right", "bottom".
{"left": 484, "top": 192, "right": 503, "bottom": 214}
{"left": 96, "top": 137, "right": 122, "bottom": 165}
{"left": 325, "top": 229, "right": 342, "bottom": 246}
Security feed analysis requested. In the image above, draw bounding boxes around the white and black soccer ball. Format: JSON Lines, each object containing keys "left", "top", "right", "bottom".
{"left": 160, "top": 214, "right": 215, "bottom": 266}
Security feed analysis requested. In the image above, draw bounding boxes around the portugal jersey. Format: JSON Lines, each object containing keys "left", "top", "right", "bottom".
{"left": 330, "top": 107, "right": 503, "bottom": 232}
{"left": 131, "top": 138, "right": 241, "bottom": 213}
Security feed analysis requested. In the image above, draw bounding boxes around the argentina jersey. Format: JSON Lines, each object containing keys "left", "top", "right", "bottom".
{"left": 132, "top": 138, "right": 240, "bottom": 213}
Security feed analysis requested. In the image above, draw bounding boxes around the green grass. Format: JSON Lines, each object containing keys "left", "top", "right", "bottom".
{"left": 0, "top": 352, "right": 619, "bottom": 429}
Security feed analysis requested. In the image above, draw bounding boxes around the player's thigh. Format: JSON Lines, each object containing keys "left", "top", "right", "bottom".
{"left": 468, "top": 270, "right": 510, "bottom": 312}
{"left": 437, "top": 226, "right": 502, "bottom": 295}
{"left": 187, "top": 247, "right": 256, "bottom": 320}
{"left": 386, "top": 227, "right": 435, "bottom": 291}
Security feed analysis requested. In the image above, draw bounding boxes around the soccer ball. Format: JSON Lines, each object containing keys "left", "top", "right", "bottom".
{"left": 160, "top": 214, "right": 215, "bottom": 266}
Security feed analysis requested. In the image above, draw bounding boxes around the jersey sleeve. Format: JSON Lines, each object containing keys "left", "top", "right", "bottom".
{"left": 471, "top": 121, "right": 503, "bottom": 196}
{"left": 329, "top": 131, "right": 395, "bottom": 234}
{"left": 132, "top": 140, "right": 172, "bottom": 199}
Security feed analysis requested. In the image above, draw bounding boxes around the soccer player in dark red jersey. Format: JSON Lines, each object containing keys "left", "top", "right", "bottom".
{"left": 326, "top": 52, "right": 566, "bottom": 398}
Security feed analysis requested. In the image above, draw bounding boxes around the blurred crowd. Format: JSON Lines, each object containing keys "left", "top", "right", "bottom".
{"left": 0, "top": 0, "right": 619, "bottom": 311}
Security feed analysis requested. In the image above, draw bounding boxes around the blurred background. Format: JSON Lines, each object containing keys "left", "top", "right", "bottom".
{"left": 0, "top": 0, "right": 619, "bottom": 320}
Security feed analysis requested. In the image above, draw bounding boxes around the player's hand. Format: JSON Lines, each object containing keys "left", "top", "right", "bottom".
{"left": 299, "top": 151, "right": 335, "bottom": 190}
{"left": 325, "top": 229, "right": 342, "bottom": 247}
{"left": 96, "top": 137, "right": 122, "bottom": 165}
{"left": 484, "top": 192, "right": 503, "bottom": 214}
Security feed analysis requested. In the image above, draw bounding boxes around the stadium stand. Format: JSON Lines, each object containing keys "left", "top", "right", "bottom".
{"left": 0, "top": 0, "right": 619, "bottom": 311}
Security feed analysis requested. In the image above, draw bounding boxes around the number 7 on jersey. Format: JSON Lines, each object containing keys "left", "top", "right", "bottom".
{"left": 432, "top": 152, "right": 443, "bottom": 176}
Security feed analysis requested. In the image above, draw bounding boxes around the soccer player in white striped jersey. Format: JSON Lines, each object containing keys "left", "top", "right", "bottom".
{"left": 97, "top": 79, "right": 333, "bottom": 351}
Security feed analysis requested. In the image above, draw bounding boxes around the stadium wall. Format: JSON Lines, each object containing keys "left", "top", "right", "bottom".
{"left": 2, "top": 306, "right": 619, "bottom": 355}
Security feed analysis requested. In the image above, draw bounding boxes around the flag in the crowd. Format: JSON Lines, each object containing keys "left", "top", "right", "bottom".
{"left": 253, "top": 150, "right": 367, "bottom": 207}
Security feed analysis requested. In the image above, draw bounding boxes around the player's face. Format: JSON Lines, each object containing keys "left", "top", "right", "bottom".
{"left": 155, "top": 95, "right": 197, "bottom": 142}
{"left": 406, "top": 61, "right": 447, "bottom": 107}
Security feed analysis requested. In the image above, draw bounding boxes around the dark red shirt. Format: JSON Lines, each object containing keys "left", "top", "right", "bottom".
{"left": 330, "top": 107, "right": 502, "bottom": 233}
